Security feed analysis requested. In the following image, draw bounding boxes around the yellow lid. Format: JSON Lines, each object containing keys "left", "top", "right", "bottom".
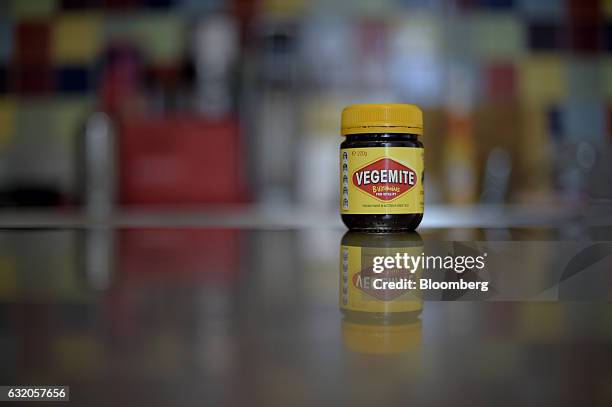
{"left": 341, "top": 104, "right": 423, "bottom": 136}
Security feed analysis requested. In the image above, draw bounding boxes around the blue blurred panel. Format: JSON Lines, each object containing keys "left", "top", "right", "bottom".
{"left": 0, "top": 17, "right": 13, "bottom": 63}
{"left": 397, "top": 0, "right": 445, "bottom": 8}
{"left": 517, "top": 0, "right": 564, "bottom": 19}
{"left": 478, "top": 0, "right": 515, "bottom": 9}
{"left": 528, "top": 21, "right": 564, "bottom": 51}
{"left": 177, "top": 0, "right": 224, "bottom": 13}
{"left": 61, "top": 0, "right": 102, "bottom": 9}
{"left": 56, "top": 66, "right": 92, "bottom": 94}
{"left": 0, "top": 65, "right": 6, "bottom": 94}
{"left": 547, "top": 105, "right": 564, "bottom": 142}
{"left": 145, "top": 0, "right": 174, "bottom": 7}
{"left": 564, "top": 100, "right": 604, "bottom": 142}
{"left": 605, "top": 23, "right": 612, "bottom": 52}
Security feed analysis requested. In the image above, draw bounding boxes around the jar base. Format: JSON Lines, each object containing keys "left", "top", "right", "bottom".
{"left": 341, "top": 213, "right": 423, "bottom": 232}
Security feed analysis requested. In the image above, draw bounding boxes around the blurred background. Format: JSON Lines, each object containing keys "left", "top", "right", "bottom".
{"left": 2, "top": 2, "right": 612, "bottom": 404}
{"left": 0, "top": 0, "right": 611, "bottom": 213}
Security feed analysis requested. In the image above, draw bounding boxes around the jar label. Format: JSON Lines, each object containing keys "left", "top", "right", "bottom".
{"left": 340, "top": 147, "right": 424, "bottom": 214}
{"left": 340, "top": 244, "right": 422, "bottom": 313}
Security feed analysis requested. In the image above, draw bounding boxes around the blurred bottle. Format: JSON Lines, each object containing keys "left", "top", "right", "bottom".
{"left": 340, "top": 231, "right": 423, "bottom": 354}
{"left": 76, "top": 43, "right": 145, "bottom": 217}
{"left": 192, "top": 15, "right": 240, "bottom": 118}
{"left": 444, "top": 65, "right": 477, "bottom": 204}
{"left": 296, "top": 17, "right": 356, "bottom": 209}
{"left": 77, "top": 112, "right": 116, "bottom": 219}
{"left": 480, "top": 147, "right": 512, "bottom": 204}
{"left": 246, "top": 15, "right": 299, "bottom": 204}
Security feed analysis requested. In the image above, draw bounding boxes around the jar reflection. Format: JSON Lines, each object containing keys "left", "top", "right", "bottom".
{"left": 340, "top": 231, "right": 423, "bottom": 354}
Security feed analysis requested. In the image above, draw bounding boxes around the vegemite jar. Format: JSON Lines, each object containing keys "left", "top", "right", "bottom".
{"left": 340, "top": 104, "right": 424, "bottom": 232}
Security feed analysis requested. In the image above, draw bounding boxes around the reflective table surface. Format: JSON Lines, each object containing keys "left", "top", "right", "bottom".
{"left": 1, "top": 211, "right": 612, "bottom": 406}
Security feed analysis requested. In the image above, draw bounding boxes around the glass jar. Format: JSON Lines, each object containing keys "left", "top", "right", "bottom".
{"left": 340, "top": 104, "right": 424, "bottom": 232}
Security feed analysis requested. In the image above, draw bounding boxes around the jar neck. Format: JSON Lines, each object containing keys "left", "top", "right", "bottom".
{"left": 344, "top": 133, "right": 420, "bottom": 142}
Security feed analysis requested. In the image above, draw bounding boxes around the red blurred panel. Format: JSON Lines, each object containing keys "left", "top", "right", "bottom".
{"left": 119, "top": 116, "right": 249, "bottom": 205}
{"left": 118, "top": 228, "right": 242, "bottom": 282}
{"left": 103, "top": 0, "right": 142, "bottom": 9}
{"left": 568, "top": 0, "right": 601, "bottom": 21}
{"left": 15, "top": 21, "right": 51, "bottom": 66}
{"left": 485, "top": 63, "right": 516, "bottom": 101}
{"left": 569, "top": 22, "right": 602, "bottom": 53}
{"left": 12, "top": 65, "right": 53, "bottom": 95}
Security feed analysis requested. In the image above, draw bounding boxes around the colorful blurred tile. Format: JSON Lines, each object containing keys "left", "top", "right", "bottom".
{"left": 52, "top": 13, "right": 102, "bottom": 64}
{"left": 56, "top": 66, "right": 93, "bottom": 94}
{"left": 10, "top": 0, "right": 57, "bottom": 17}
{"left": 518, "top": 56, "right": 567, "bottom": 106}
{"left": 103, "top": 0, "right": 142, "bottom": 9}
{"left": 14, "top": 101, "right": 57, "bottom": 145}
{"left": 0, "top": 17, "right": 14, "bottom": 63}
{"left": 602, "top": 57, "right": 612, "bottom": 98}
{"left": 130, "top": 13, "right": 184, "bottom": 64}
{"left": 517, "top": 0, "right": 564, "bottom": 19}
{"left": 53, "top": 97, "right": 94, "bottom": 144}
{"left": 0, "top": 98, "right": 16, "bottom": 146}
{"left": 569, "top": 21, "right": 602, "bottom": 53}
{"left": 0, "top": 65, "right": 6, "bottom": 94}
{"left": 485, "top": 63, "right": 516, "bottom": 101}
{"left": 13, "top": 66, "right": 54, "bottom": 95}
{"left": 60, "top": 0, "right": 102, "bottom": 9}
{"left": 177, "top": 0, "right": 223, "bottom": 13}
{"left": 477, "top": 0, "right": 515, "bottom": 9}
{"left": 261, "top": 0, "right": 308, "bottom": 14}
{"left": 604, "top": 23, "right": 612, "bottom": 51}
{"left": 15, "top": 20, "right": 51, "bottom": 65}
{"left": 568, "top": 58, "right": 603, "bottom": 101}
{"left": 568, "top": 0, "right": 601, "bottom": 21}
{"left": 469, "top": 13, "right": 525, "bottom": 61}
{"left": 547, "top": 105, "right": 564, "bottom": 141}
{"left": 146, "top": 0, "right": 173, "bottom": 7}
{"left": 563, "top": 99, "right": 604, "bottom": 142}
{"left": 605, "top": 0, "right": 612, "bottom": 18}
{"left": 528, "top": 21, "right": 565, "bottom": 51}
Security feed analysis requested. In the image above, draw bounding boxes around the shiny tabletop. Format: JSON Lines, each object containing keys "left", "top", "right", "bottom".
{"left": 1, "top": 209, "right": 611, "bottom": 406}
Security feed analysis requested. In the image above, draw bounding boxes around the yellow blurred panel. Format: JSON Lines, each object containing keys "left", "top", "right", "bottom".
{"left": 517, "top": 303, "right": 564, "bottom": 342}
{"left": 604, "top": 0, "right": 612, "bottom": 18}
{"left": 516, "top": 107, "right": 553, "bottom": 200}
{"left": 261, "top": 0, "right": 307, "bottom": 15}
{"left": 11, "top": 0, "right": 57, "bottom": 17}
{"left": 131, "top": 13, "right": 184, "bottom": 64}
{"left": 518, "top": 56, "right": 567, "bottom": 106}
{"left": 0, "top": 256, "right": 17, "bottom": 301}
{"left": 0, "top": 98, "right": 16, "bottom": 146}
{"left": 53, "top": 97, "right": 94, "bottom": 145}
{"left": 469, "top": 13, "right": 524, "bottom": 61}
{"left": 52, "top": 13, "right": 102, "bottom": 64}
{"left": 601, "top": 57, "right": 612, "bottom": 99}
